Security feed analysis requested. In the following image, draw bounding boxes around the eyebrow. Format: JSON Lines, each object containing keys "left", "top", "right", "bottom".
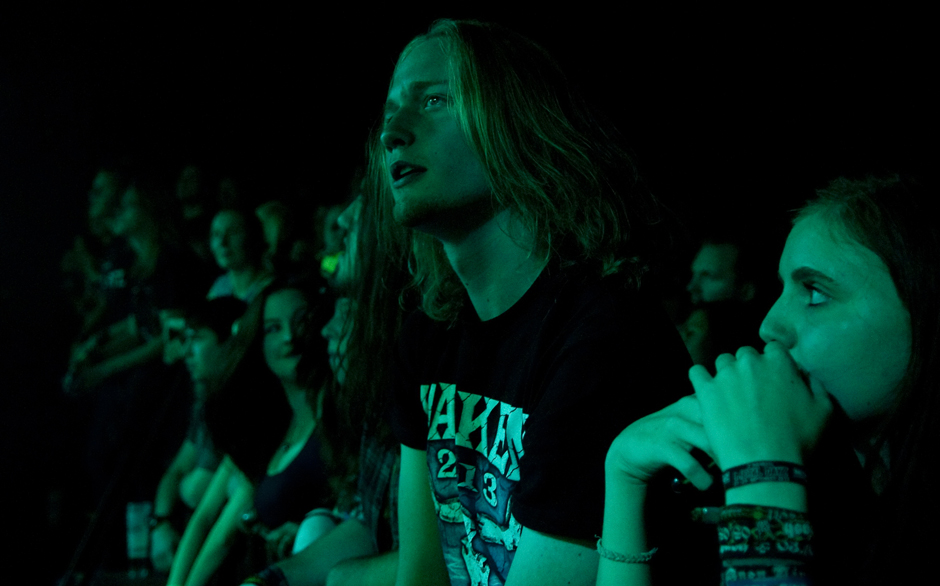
{"left": 790, "top": 267, "right": 837, "bottom": 285}
{"left": 384, "top": 80, "right": 449, "bottom": 111}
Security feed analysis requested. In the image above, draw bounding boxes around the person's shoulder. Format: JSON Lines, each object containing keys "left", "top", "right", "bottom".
{"left": 544, "top": 268, "right": 660, "bottom": 327}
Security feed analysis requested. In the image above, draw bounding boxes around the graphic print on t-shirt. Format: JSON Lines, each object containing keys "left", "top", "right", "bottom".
{"left": 422, "top": 382, "right": 529, "bottom": 586}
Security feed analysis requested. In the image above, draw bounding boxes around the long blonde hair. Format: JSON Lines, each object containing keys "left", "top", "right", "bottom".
{"left": 372, "top": 19, "right": 667, "bottom": 322}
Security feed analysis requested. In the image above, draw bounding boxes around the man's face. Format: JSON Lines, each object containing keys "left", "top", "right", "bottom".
{"left": 184, "top": 326, "right": 223, "bottom": 385}
{"left": 210, "top": 211, "right": 250, "bottom": 271}
{"left": 380, "top": 39, "right": 491, "bottom": 238}
{"left": 687, "top": 243, "right": 742, "bottom": 305}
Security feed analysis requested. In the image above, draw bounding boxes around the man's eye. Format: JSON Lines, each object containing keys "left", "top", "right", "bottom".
{"left": 424, "top": 95, "right": 445, "bottom": 108}
{"left": 806, "top": 286, "right": 830, "bottom": 306}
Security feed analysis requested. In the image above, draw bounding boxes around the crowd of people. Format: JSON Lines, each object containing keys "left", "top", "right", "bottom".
{"left": 51, "top": 18, "right": 933, "bottom": 586}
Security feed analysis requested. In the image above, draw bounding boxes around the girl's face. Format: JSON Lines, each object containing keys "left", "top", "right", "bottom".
{"left": 321, "top": 297, "right": 354, "bottom": 385}
{"left": 263, "top": 288, "right": 308, "bottom": 382}
{"left": 759, "top": 212, "right": 912, "bottom": 425}
{"left": 210, "top": 211, "right": 250, "bottom": 271}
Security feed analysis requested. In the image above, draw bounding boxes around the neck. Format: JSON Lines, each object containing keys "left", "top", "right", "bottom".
{"left": 441, "top": 209, "right": 546, "bottom": 321}
{"left": 228, "top": 265, "right": 265, "bottom": 298}
{"left": 282, "top": 380, "right": 315, "bottom": 422}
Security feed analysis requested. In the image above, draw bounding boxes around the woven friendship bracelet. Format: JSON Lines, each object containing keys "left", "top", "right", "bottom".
{"left": 722, "top": 461, "right": 807, "bottom": 490}
{"left": 596, "top": 538, "right": 658, "bottom": 563}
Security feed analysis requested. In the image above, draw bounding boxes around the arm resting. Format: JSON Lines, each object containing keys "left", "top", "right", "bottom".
{"left": 394, "top": 445, "right": 448, "bottom": 586}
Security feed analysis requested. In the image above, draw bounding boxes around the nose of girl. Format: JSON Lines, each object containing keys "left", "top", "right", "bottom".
{"left": 759, "top": 296, "right": 794, "bottom": 349}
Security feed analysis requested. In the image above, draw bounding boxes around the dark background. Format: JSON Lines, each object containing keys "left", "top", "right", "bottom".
{"left": 0, "top": 7, "right": 932, "bottom": 574}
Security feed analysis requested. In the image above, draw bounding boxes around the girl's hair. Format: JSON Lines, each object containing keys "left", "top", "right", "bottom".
{"left": 798, "top": 175, "right": 938, "bottom": 582}
{"left": 204, "top": 277, "right": 333, "bottom": 483}
{"left": 369, "top": 19, "right": 669, "bottom": 322}
{"left": 325, "top": 166, "right": 414, "bottom": 463}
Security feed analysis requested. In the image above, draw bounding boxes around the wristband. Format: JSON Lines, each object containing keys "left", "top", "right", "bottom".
{"left": 722, "top": 461, "right": 807, "bottom": 489}
{"left": 596, "top": 538, "right": 658, "bottom": 563}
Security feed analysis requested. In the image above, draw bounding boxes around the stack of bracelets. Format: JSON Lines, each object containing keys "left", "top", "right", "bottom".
{"left": 597, "top": 460, "right": 810, "bottom": 571}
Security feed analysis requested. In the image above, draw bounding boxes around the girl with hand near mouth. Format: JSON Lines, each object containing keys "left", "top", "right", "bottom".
{"left": 599, "top": 176, "right": 936, "bottom": 585}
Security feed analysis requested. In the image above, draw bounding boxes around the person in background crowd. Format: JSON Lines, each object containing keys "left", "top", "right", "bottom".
{"left": 206, "top": 207, "right": 272, "bottom": 303}
{"left": 168, "top": 279, "right": 336, "bottom": 586}
{"left": 150, "top": 296, "right": 247, "bottom": 572}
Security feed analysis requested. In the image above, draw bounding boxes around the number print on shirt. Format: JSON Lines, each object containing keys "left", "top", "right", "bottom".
{"left": 437, "top": 448, "right": 458, "bottom": 479}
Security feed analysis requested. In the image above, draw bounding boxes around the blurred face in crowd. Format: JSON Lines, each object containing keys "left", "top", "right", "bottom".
{"left": 759, "top": 212, "right": 912, "bottom": 424}
{"left": 330, "top": 197, "right": 362, "bottom": 292}
{"left": 321, "top": 204, "right": 345, "bottom": 256}
{"left": 176, "top": 165, "right": 202, "bottom": 203}
{"left": 687, "top": 243, "right": 743, "bottom": 305}
{"left": 678, "top": 308, "right": 712, "bottom": 367}
{"left": 184, "top": 326, "right": 224, "bottom": 388}
{"left": 110, "top": 187, "right": 147, "bottom": 237}
{"left": 88, "top": 170, "right": 121, "bottom": 229}
{"left": 210, "top": 210, "right": 250, "bottom": 271}
{"left": 380, "top": 39, "right": 491, "bottom": 236}
{"left": 321, "top": 297, "right": 354, "bottom": 386}
{"left": 263, "top": 288, "right": 307, "bottom": 383}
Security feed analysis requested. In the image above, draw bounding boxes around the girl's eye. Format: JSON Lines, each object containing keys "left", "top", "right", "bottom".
{"left": 424, "top": 95, "right": 445, "bottom": 109}
{"left": 264, "top": 323, "right": 280, "bottom": 335}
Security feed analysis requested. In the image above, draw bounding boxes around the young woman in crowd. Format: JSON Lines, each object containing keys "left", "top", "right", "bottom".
{"left": 206, "top": 207, "right": 272, "bottom": 302}
{"left": 167, "top": 278, "right": 336, "bottom": 586}
{"left": 241, "top": 173, "right": 414, "bottom": 586}
{"left": 599, "top": 175, "right": 936, "bottom": 585}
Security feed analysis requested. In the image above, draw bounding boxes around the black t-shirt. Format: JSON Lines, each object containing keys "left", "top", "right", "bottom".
{"left": 254, "top": 433, "right": 332, "bottom": 529}
{"left": 392, "top": 267, "right": 692, "bottom": 585}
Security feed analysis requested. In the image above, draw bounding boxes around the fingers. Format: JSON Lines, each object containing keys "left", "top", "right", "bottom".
{"left": 713, "top": 352, "right": 736, "bottom": 371}
{"left": 666, "top": 445, "right": 715, "bottom": 492}
{"left": 688, "top": 364, "right": 713, "bottom": 390}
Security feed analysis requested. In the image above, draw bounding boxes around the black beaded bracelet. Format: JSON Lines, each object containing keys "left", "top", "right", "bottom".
{"left": 721, "top": 461, "right": 807, "bottom": 489}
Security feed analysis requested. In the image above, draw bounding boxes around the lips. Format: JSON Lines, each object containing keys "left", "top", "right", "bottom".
{"left": 390, "top": 160, "right": 426, "bottom": 188}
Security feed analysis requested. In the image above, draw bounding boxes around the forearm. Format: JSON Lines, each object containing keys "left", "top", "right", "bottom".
{"left": 167, "top": 507, "right": 216, "bottom": 586}
{"left": 326, "top": 550, "right": 398, "bottom": 586}
{"left": 168, "top": 459, "right": 232, "bottom": 586}
{"left": 596, "top": 470, "right": 651, "bottom": 586}
{"left": 395, "top": 446, "right": 448, "bottom": 586}
{"left": 275, "top": 518, "right": 376, "bottom": 586}
{"left": 183, "top": 485, "right": 253, "bottom": 586}
{"left": 93, "top": 336, "right": 163, "bottom": 380}
{"left": 154, "top": 469, "right": 185, "bottom": 519}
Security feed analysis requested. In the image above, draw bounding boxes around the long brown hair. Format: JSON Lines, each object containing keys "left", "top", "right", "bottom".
{"left": 799, "top": 175, "right": 938, "bottom": 583}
